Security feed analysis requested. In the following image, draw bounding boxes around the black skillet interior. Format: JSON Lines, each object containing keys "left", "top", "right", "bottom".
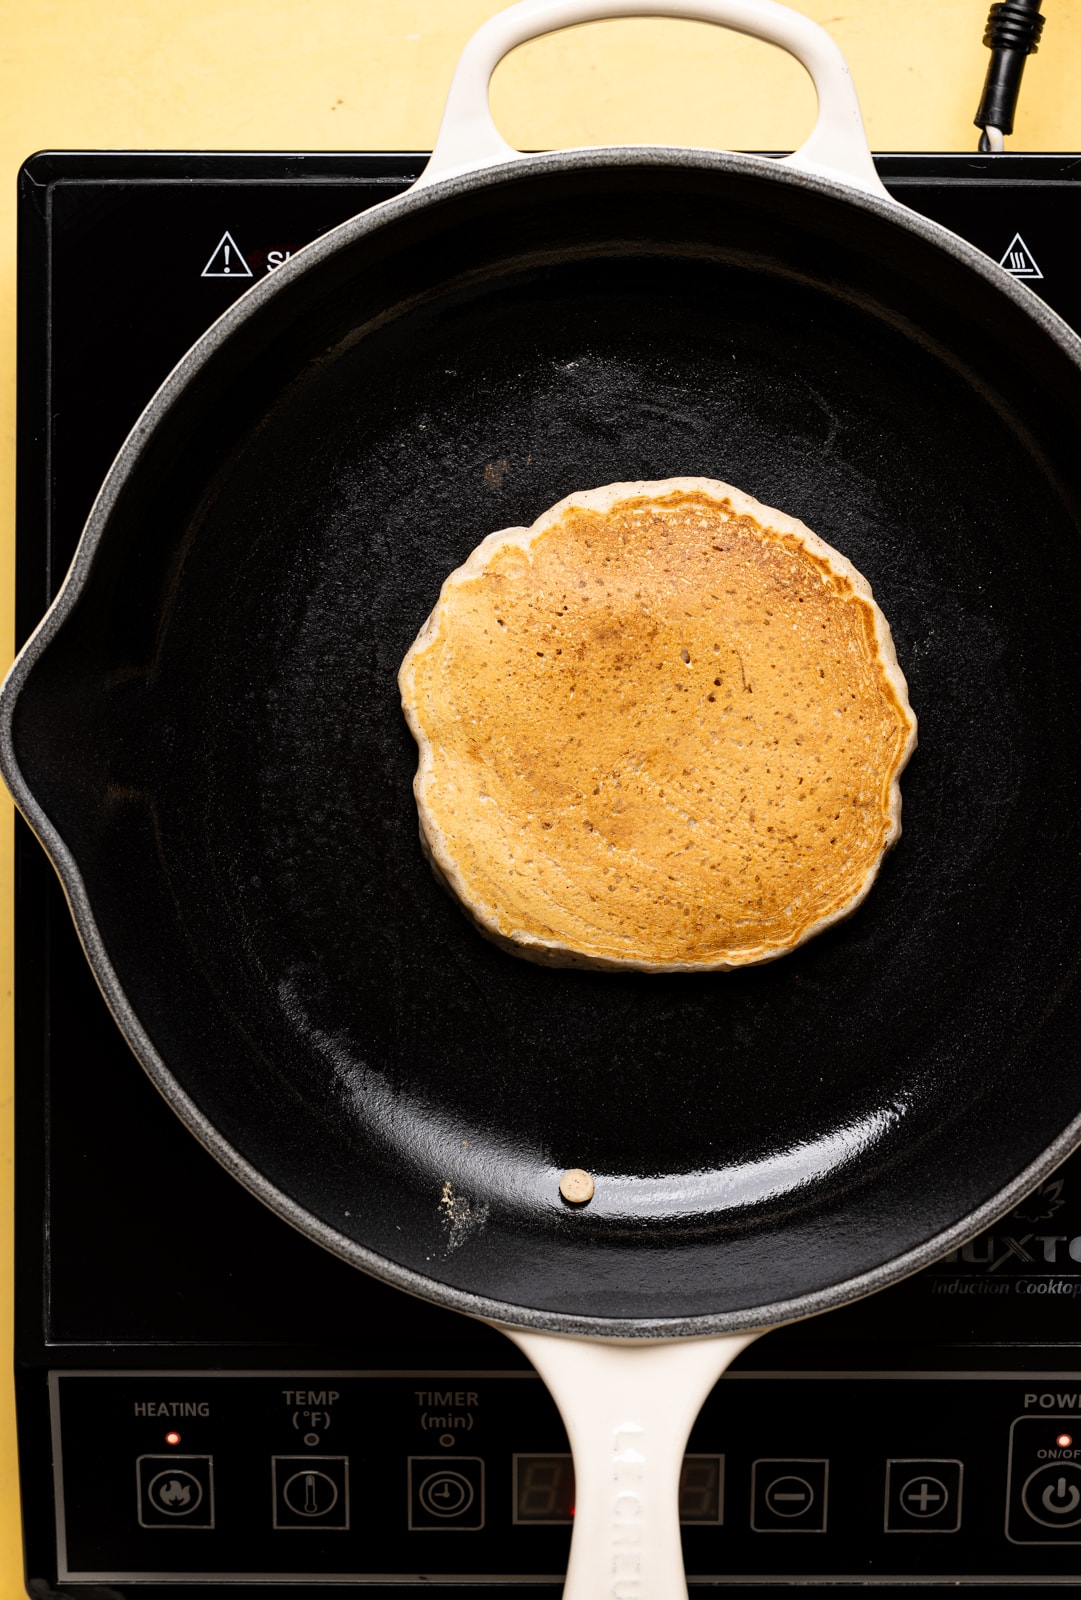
{"left": 10, "top": 156, "right": 1081, "bottom": 1330}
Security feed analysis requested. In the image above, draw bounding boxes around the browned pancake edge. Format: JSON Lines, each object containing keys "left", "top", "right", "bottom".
{"left": 399, "top": 479, "right": 917, "bottom": 972}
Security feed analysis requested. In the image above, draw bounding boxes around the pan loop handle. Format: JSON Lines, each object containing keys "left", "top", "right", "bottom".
{"left": 503, "top": 1324, "right": 765, "bottom": 1600}
{"left": 416, "top": 0, "right": 890, "bottom": 199}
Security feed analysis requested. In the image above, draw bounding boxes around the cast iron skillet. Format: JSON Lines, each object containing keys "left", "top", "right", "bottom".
{"left": 4, "top": 0, "right": 1081, "bottom": 1591}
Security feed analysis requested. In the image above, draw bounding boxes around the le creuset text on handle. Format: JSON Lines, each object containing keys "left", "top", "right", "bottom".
{"left": 504, "top": 1327, "right": 764, "bottom": 1600}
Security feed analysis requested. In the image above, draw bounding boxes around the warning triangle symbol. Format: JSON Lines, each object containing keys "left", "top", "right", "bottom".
{"left": 998, "top": 232, "right": 1043, "bottom": 280}
{"left": 200, "top": 231, "right": 253, "bottom": 279}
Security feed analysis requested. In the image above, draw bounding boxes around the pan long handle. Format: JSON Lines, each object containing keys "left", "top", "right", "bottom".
{"left": 502, "top": 1324, "right": 765, "bottom": 1599}
{"left": 416, "top": 0, "right": 890, "bottom": 200}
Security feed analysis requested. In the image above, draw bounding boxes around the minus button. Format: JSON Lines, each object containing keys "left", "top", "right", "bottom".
{"left": 765, "top": 1476, "right": 814, "bottom": 1514}
{"left": 752, "top": 1460, "right": 829, "bottom": 1532}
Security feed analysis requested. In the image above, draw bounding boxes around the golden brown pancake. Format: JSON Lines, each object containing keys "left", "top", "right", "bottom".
{"left": 399, "top": 479, "right": 917, "bottom": 971}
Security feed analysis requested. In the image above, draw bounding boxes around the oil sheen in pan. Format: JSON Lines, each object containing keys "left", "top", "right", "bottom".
{"left": 306, "top": 1023, "right": 908, "bottom": 1234}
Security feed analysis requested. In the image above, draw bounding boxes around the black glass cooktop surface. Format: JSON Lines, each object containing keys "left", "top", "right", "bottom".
{"left": 14, "top": 151, "right": 1081, "bottom": 1593}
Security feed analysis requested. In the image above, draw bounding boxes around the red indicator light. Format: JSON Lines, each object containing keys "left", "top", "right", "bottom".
{"left": 165, "top": 1431, "right": 181, "bottom": 1446}
{"left": 1058, "top": 1433, "right": 1073, "bottom": 1448}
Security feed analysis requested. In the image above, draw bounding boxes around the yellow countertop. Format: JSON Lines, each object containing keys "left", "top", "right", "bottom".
{"left": 2, "top": 0, "right": 1080, "bottom": 1589}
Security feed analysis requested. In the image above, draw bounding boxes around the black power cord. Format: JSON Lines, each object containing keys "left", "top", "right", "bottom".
{"left": 974, "top": 0, "right": 1046, "bottom": 151}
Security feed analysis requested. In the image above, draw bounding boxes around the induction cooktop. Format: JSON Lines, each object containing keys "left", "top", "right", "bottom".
{"left": 14, "top": 150, "right": 1081, "bottom": 1593}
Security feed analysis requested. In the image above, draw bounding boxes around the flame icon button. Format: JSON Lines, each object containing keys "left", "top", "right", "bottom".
{"left": 137, "top": 1457, "right": 215, "bottom": 1528}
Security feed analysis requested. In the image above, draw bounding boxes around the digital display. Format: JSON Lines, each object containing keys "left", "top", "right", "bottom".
{"left": 513, "top": 1455, "right": 723, "bottom": 1525}
{"left": 678, "top": 1454, "right": 724, "bottom": 1523}
{"left": 514, "top": 1455, "right": 576, "bottom": 1523}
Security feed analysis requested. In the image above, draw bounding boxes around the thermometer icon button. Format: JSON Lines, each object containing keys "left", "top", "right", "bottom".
{"left": 272, "top": 1456, "right": 350, "bottom": 1529}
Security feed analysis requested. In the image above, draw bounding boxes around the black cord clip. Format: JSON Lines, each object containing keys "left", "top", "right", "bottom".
{"left": 974, "top": 0, "right": 1045, "bottom": 146}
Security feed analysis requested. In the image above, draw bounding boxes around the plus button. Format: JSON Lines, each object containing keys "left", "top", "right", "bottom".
{"left": 903, "top": 1479, "right": 944, "bottom": 1513}
{"left": 885, "top": 1461, "right": 962, "bottom": 1532}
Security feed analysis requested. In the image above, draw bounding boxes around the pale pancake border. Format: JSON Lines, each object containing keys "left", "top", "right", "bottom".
{"left": 399, "top": 478, "right": 918, "bottom": 973}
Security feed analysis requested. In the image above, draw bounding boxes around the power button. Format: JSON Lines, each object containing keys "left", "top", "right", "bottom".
{"left": 1022, "top": 1464, "right": 1081, "bottom": 1527}
{"left": 1007, "top": 1416, "right": 1081, "bottom": 1544}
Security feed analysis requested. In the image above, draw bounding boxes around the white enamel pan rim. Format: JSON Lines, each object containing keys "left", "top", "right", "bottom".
{"left": 5, "top": 0, "right": 1081, "bottom": 1346}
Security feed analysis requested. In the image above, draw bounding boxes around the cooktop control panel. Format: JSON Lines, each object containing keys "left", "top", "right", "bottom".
{"left": 50, "top": 1370, "right": 1081, "bottom": 1584}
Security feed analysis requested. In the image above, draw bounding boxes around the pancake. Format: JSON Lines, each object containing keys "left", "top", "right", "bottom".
{"left": 398, "top": 479, "right": 917, "bottom": 972}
